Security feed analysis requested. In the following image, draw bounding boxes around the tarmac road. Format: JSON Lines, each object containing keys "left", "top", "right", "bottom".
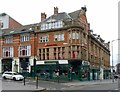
{"left": 1, "top": 76, "right": 120, "bottom": 91}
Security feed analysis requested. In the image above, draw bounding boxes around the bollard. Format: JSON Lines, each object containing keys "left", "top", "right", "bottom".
{"left": 23, "top": 76, "right": 25, "bottom": 85}
{"left": 57, "top": 75, "right": 59, "bottom": 83}
{"left": 112, "top": 74, "right": 114, "bottom": 83}
{"left": 36, "top": 75, "right": 38, "bottom": 89}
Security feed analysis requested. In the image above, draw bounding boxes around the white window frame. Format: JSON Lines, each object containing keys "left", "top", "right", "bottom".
{"left": 4, "top": 36, "right": 13, "bottom": 43}
{"left": 3, "top": 46, "right": 13, "bottom": 57}
{"left": 69, "top": 32, "right": 79, "bottom": 39}
{"left": 41, "top": 20, "right": 63, "bottom": 30}
{"left": 18, "top": 45, "right": 31, "bottom": 56}
{"left": 54, "top": 33, "right": 64, "bottom": 41}
{"left": 40, "top": 35, "right": 49, "bottom": 43}
{"left": 20, "top": 34, "right": 30, "bottom": 42}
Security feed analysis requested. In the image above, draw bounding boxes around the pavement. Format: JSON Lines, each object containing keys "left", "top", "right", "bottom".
{"left": 61, "top": 79, "right": 118, "bottom": 87}
{"left": 2, "top": 79, "right": 46, "bottom": 91}
{"left": 1, "top": 75, "right": 118, "bottom": 91}
{"left": 25, "top": 77, "right": 118, "bottom": 87}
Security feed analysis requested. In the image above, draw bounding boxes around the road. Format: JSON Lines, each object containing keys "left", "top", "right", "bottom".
{"left": 1, "top": 76, "right": 120, "bottom": 91}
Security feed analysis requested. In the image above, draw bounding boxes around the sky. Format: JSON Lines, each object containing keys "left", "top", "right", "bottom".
{"left": 0, "top": 0, "right": 119, "bottom": 66}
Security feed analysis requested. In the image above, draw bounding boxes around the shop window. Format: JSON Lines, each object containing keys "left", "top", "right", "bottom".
{"left": 82, "top": 68, "right": 87, "bottom": 78}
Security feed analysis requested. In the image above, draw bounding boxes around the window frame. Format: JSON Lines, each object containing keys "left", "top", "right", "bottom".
{"left": 40, "top": 35, "right": 49, "bottom": 43}
{"left": 20, "top": 34, "right": 30, "bottom": 42}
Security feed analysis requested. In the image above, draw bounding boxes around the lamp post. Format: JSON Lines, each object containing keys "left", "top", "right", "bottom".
{"left": 0, "top": 21, "right": 2, "bottom": 73}
{"left": 33, "top": 31, "right": 37, "bottom": 78}
{"left": 111, "top": 39, "right": 120, "bottom": 83}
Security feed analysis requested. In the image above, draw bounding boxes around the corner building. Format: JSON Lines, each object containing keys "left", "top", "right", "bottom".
{"left": 33, "top": 7, "right": 110, "bottom": 81}
{"left": 1, "top": 7, "right": 110, "bottom": 81}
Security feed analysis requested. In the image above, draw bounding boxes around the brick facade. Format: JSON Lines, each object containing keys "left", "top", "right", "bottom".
{"left": 0, "top": 7, "right": 110, "bottom": 80}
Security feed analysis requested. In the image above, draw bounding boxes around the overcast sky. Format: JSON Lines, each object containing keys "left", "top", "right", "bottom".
{"left": 0, "top": 0, "right": 119, "bottom": 65}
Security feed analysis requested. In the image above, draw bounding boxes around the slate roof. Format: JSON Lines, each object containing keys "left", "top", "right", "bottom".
{"left": 68, "top": 9, "right": 81, "bottom": 20}
{"left": 41, "top": 12, "right": 72, "bottom": 23}
{"left": 1, "top": 8, "right": 83, "bottom": 36}
{"left": 2, "top": 24, "right": 38, "bottom": 36}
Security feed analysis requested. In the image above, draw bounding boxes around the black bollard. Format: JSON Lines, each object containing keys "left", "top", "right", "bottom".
{"left": 57, "top": 75, "right": 59, "bottom": 83}
{"left": 36, "top": 75, "right": 38, "bottom": 89}
{"left": 24, "top": 76, "right": 25, "bottom": 85}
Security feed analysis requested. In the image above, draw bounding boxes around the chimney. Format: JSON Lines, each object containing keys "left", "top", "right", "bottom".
{"left": 41, "top": 12, "right": 47, "bottom": 21}
{"left": 54, "top": 7, "right": 58, "bottom": 14}
{"left": 81, "top": 5, "right": 87, "bottom": 12}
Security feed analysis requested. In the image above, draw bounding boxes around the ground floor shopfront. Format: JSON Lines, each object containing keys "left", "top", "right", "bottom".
{"left": 0, "top": 58, "right": 111, "bottom": 81}
{"left": 0, "top": 57, "right": 34, "bottom": 74}
{"left": 29, "top": 59, "right": 111, "bottom": 81}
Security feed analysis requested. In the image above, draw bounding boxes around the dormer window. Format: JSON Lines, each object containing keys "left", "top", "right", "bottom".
{"left": 41, "top": 20, "right": 63, "bottom": 30}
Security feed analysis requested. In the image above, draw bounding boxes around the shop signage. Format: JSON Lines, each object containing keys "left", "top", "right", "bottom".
{"left": 58, "top": 60, "right": 68, "bottom": 64}
{"left": 45, "top": 60, "right": 58, "bottom": 64}
{"left": 45, "top": 44, "right": 57, "bottom": 46}
{"left": 36, "top": 61, "right": 44, "bottom": 65}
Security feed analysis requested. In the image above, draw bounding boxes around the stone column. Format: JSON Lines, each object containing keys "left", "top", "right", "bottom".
{"left": 12, "top": 58, "right": 19, "bottom": 72}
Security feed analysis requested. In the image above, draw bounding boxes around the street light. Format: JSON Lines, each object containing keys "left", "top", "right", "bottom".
{"left": 111, "top": 39, "right": 120, "bottom": 83}
{"left": 33, "top": 30, "right": 37, "bottom": 78}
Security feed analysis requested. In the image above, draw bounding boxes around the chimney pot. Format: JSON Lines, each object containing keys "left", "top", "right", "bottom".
{"left": 54, "top": 7, "right": 58, "bottom": 14}
{"left": 41, "top": 12, "right": 47, "bottom": 21}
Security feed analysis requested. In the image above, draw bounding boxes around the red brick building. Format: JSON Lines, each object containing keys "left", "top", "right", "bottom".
{"left": 0, "top": 13, "right": 22, "bottom": 73}
{"left": 0, "top": 7, "right": 110, "bottom": 81}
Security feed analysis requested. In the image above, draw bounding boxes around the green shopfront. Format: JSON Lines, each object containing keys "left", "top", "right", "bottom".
{"left": 31, "top": 59, "right": 91, "bottom": 81}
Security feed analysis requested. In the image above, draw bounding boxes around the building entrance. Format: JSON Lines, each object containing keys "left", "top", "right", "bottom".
{"left": 2, "top": 58, "right": 12, "bottom": 73}
{"left": 19, "top": 58, "right": 29, "bottom": 72}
